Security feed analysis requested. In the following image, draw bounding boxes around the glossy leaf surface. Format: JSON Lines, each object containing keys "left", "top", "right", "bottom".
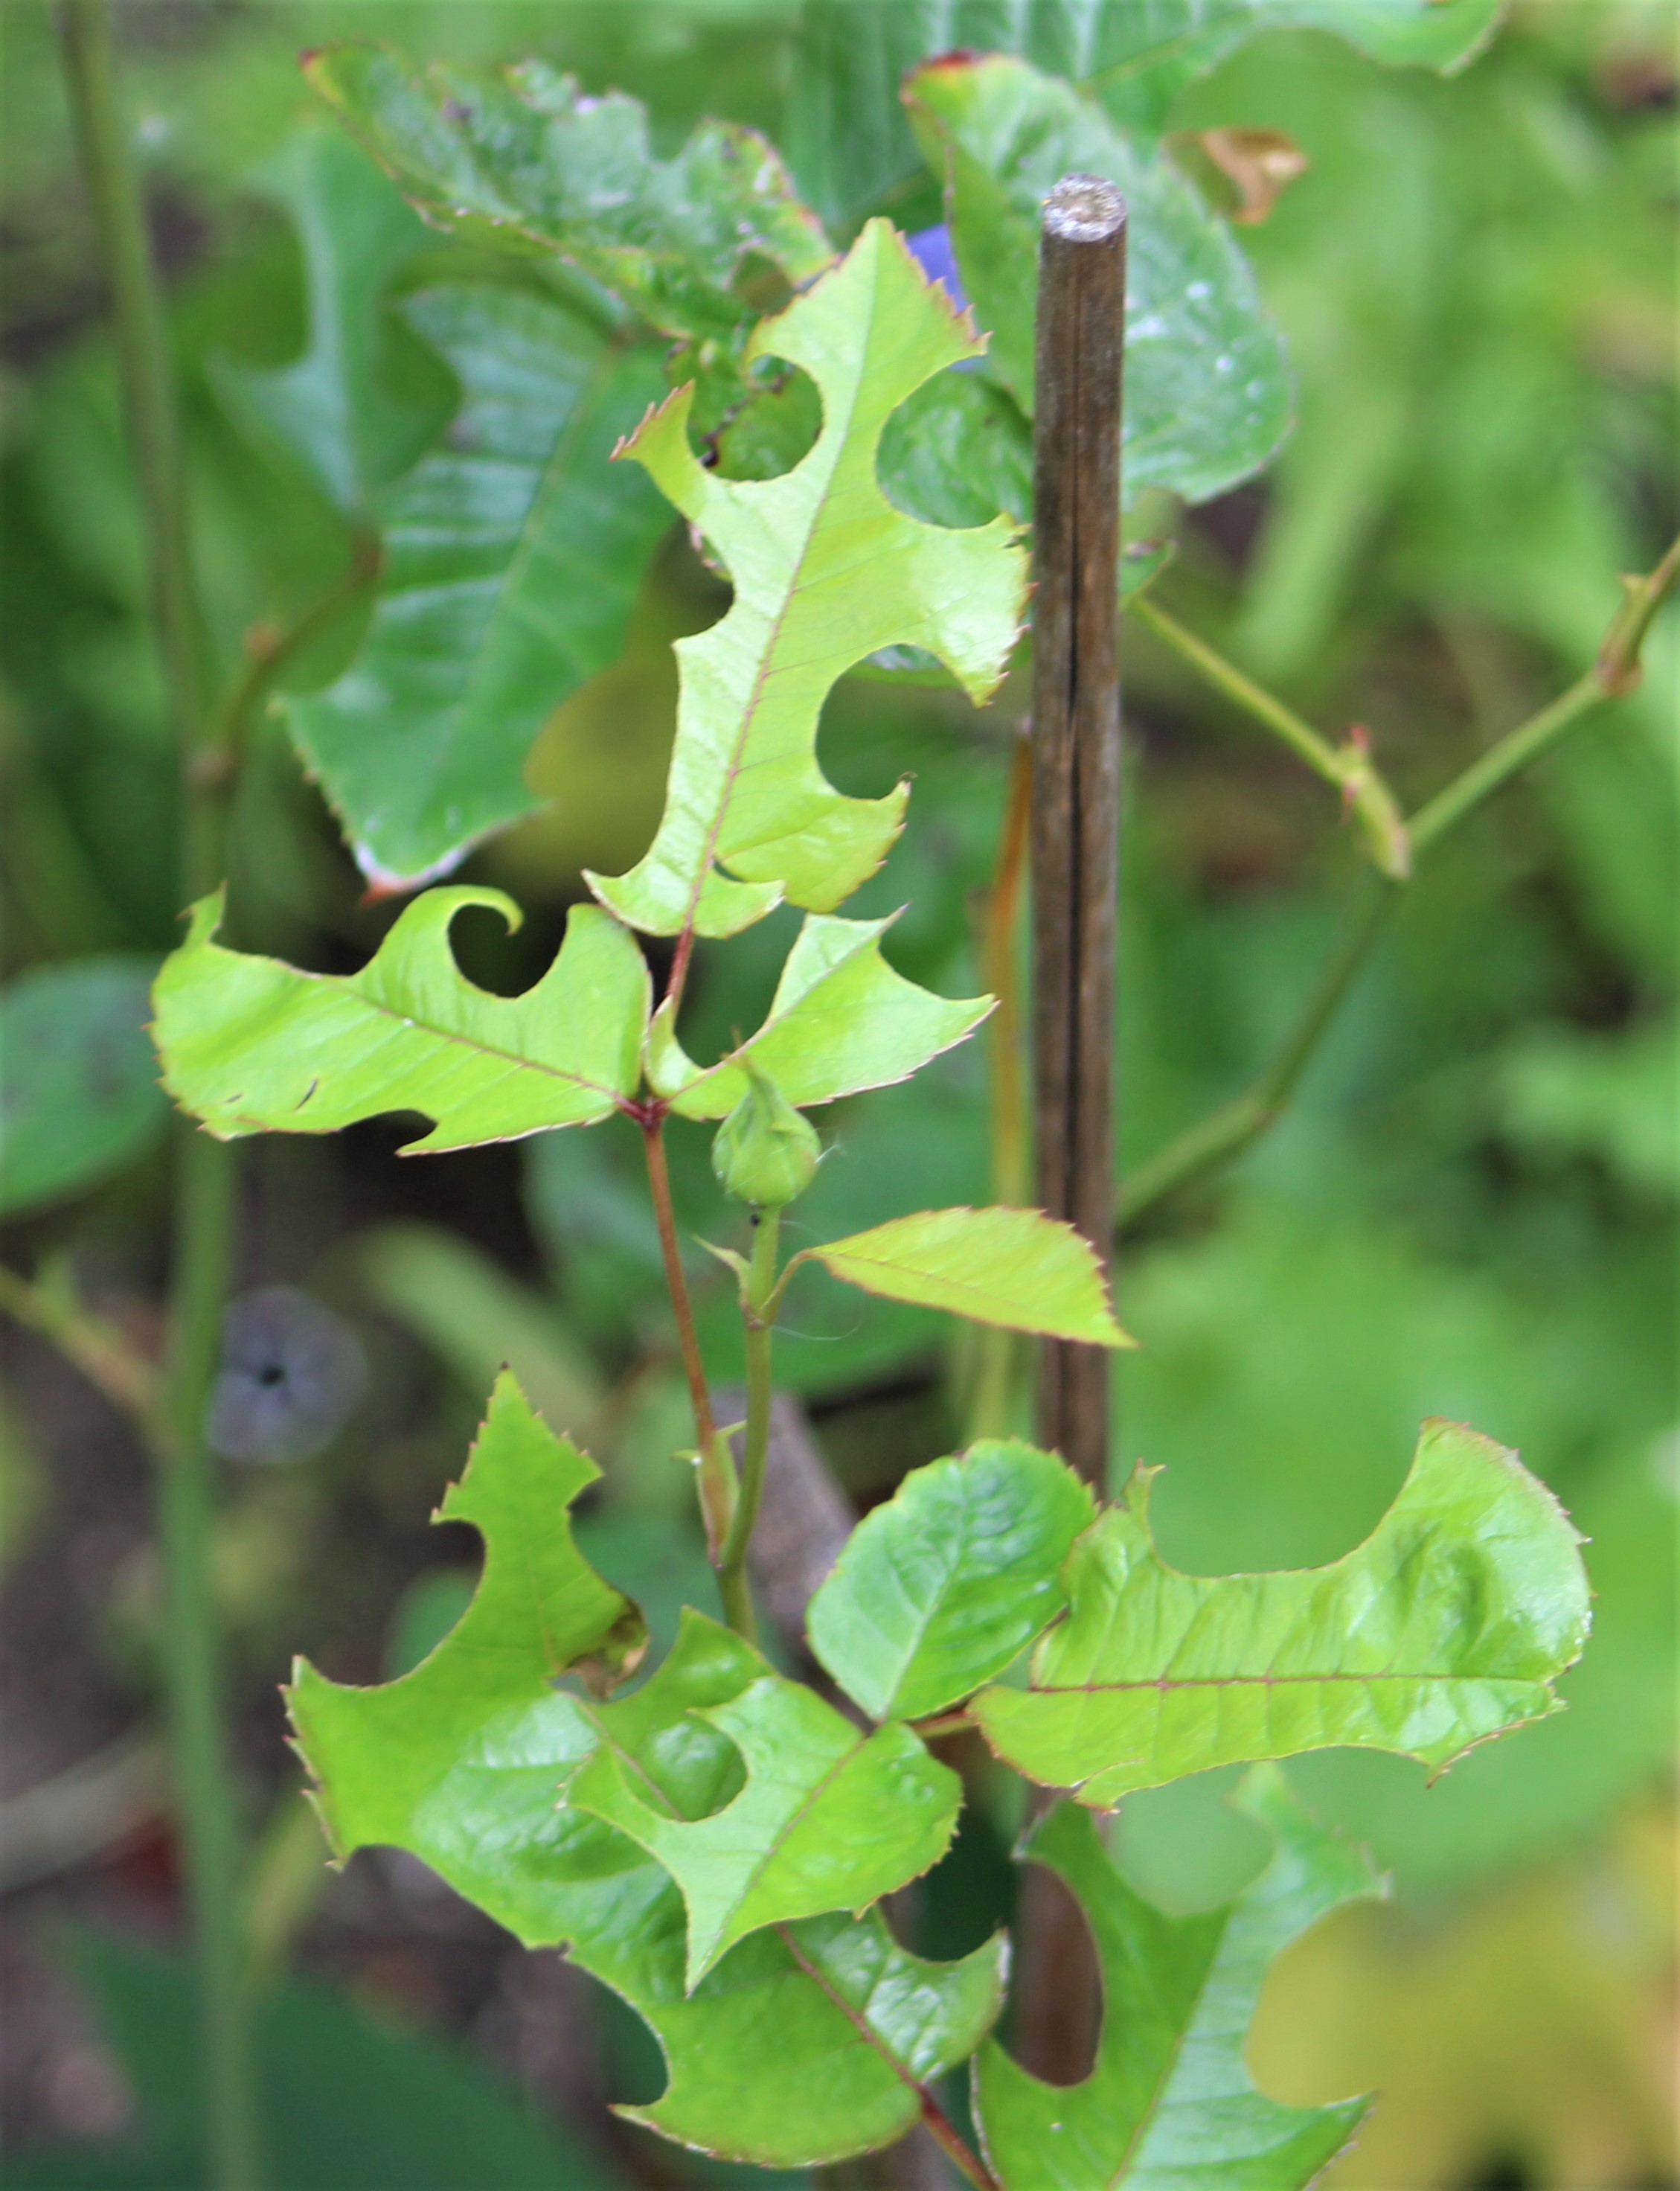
{"left": 647, "top": 911, "right": 990, "bottom": 1119}
{"left": 586, "top": 219, "right": 1027, "bottom": 939}
{"left": 906, "top": 54, "right": 1290, "bottom": 508}
{"left": 218, "top": 127, "right": 435, "bottom": 514}
{"left": 805, "top": 1206, "right": 1133, "bottom": 1346}
{"left": 0, "top": 956, "right": 167, "bottom": 1216}
{"left": 307, "top": 45, "right": 832, "bottom": 342}
{"left": 808, "top": 1441, "right": 1095, "bottom": 1721}
{"left": 972, "top": 1421, "right": 1591, "bottom": 1804}
{"left": 571, "top": 1619, "right": 963, "bottom": 1986}
{"left": 288, "top": 1372, "right": 644, "bottom": 1887}
{"left": 287, "top": 287, "right": 670, "bottom": 889}
{"left": 789, "top": 0, "right": 1501, "bottom": 226}
{"left": 974, "top": 1769, "right": 1380, "bottom": 2189}
{"left": 153, "top": 889, "right": 647, "bottom": 1152}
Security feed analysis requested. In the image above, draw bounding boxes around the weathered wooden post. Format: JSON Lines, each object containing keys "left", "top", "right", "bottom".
{"left": 1019, "top": 169, "right": 1126, "bottom": 2083}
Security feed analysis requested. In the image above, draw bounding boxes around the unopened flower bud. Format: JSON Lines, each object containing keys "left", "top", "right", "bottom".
{"left": 711, "top": 1070, "right": 820, "bottom": 1208}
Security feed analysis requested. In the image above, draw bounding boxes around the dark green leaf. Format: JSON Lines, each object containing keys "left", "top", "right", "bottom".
{"left": 906, "top": 52, "right": 1292, "bottom": 508}
{"left": 153, "top": 889, "right": 649, "bottom": 1152}
{"left": 570, "top": 1612, "right": 964, "bottom": 1986}
{"left": 972, "top": 1421, "right": 1591, "bottom": 1803}
{"left": 306, "top": 44, "right": 832, "bottom": 342}
{"left": 217, "top": 127, "right": 436, "bottom": 514}
{"left": 0, "top": 956, "right": 167, "bottom": 1217}
{"left": 973, "top": 1768, "right": 1382, "bottom": 2189}
{"left": 8, "top": 1927, "right": 620, "bottom": 2191}
{"left": 286, "top": 286, "right": 670, "bottom": 888}
{"left": 788, "top": 0, "right": 1502, "bottom": 228}
{"left": 807, "top": 1440, "right": 1095, "bottom": 1721}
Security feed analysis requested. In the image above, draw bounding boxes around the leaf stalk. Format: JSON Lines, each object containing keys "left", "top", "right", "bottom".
{"left": 641, "top": 1113, "right": 737, "bottom": 1567}
{"left": 717, "top": 1205, "right": 780, "bottom": 1640}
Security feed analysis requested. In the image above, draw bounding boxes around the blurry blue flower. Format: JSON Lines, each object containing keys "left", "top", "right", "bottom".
{"left": 208, "top": 1287, "right": 367, "bottom": 1465}
{"left": 905, "top": 224, "right": 969, "bottom": 313}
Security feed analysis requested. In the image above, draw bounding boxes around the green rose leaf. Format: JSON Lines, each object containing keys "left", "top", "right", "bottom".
{"left": 905, "top": 52, "right": 1291, "bottom": 509}
{"left": 287, "top": 1371, "right": 644, "bottom": 1897}
{"left": 304, "top": 45, "right": 832, "bottom": 344}
{"left": 286, "top": 287, "right": 671, "bottom": 889}
{"left": 0, "top": 956, "right": 169, "bottom": 1218}
{"left": 801, "top": 1206, "right": 1134, "bottom": 1346}
{"left": 585, "top": 218, "right": 1027, "bottom": 941}
{"left": 789, "top": 0, "right": 1501, "bottom": 227}
{"left": 647, "top": 911, "right": 990, "bottom": 1119}
{"left": 807, "top": 1440, "right": 1096, "bottom": 1722}
{"left": 153, "top": 889, "right": 648, "bottom": 1152}
{"left": 972, "top": 1420, "right": 1591, "bottom": 1805}
{"left": 569, "top": 1613, "right": 963, "bottom": 1986}
{"left": 974, "top": 1768, "right": 1382, "bottom": 2189}
{"left": 217, "top": 126, "right": 436, "bottom": 514}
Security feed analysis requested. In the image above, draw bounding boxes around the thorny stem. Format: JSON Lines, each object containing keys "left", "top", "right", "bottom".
{"left": 640, "top": 1114, "right": 737, "bottom": 1571}
{"left": 1118, "top": 536, "right": 1679, "bottom": 1228}
{"left": 968, "top": 729, "right": 1033, "bottom": 1441}
{"left": 1132, "top": 592, "right": 1411, "bottom": 879}
{"left": 718, "top": 1206, "right": 780, "bottom": 1640}
{"left": 60, "top": 10, "right": 258, "bottom": 2186}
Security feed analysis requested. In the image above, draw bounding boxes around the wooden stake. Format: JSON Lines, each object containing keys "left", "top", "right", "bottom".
{"left": 1030, "top": 173, "right": 1126, "bottom": 1489}
{"left": 1013, "top": 170, "right": 1127, "bottom": 2093}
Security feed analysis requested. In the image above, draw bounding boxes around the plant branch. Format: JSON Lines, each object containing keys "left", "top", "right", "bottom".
{"left": 1132, "top": 592, "right": 1411, "bottom": 879}
{"left": 1118, "top": 536, "right": 1679, "bottom": 1229}
{"left": 0, "top": 1263, "right": 161, "bottom": 1436}
{"left": 199, "top": 528, "right": 382, "bottom": 796}
{"left": 60, "top": 9, "right": 258, "bottom": 2187}
{"left": 641, "top": 1114, "right": 737, "bottom": 1566}
{"left": 717, "top": 1206, "right": 780, "bottom": 1640}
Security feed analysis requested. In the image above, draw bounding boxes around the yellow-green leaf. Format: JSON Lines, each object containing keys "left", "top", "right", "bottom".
{"left": 153, "top": 889, "right": 647, "bottom": 1153}
{"left": 586, "top": 219, "right": 1027, "bottom": 941}
{"left": 972, "top": 1421, "right": 1591, "bottom": 1804}
{"left": 801, "top": 1206, "right": 1133, "bottom": 1346}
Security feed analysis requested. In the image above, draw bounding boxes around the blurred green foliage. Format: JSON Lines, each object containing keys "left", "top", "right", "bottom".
{"left": 1, "top": 3, "right": 1673, "bottom": 2187}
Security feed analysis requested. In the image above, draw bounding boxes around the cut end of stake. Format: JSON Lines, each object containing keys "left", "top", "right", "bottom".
{"left": 1042, "top": 173, "right": 1126, "bottom": 243}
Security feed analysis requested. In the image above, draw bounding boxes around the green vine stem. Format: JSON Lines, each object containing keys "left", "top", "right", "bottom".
{"left": 0, "top": 1264, "right": 161, "bottom": 1435}
{"left": 640, "top": 1113, "right": 740, "bottom": 1573}
{"left": 968, "top": 726, "right": 1033, "bottom": 1441}
{"left": 1132, "top": 591, "right": 1411, "bottom": 879}
{"left": 1118, "top": 536, "right": 1679, "bottom": 1230}
{"left": 59, "top": 7, "right": 260, "bottom": 2186}
{"left": 717, "top": 1205, "right": 780, "bottom": 1640}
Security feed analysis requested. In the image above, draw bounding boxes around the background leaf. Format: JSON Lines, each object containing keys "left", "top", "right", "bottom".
{"left": 972, "top": 1420, "right": 1591, "bottom": 1803}
{"left": 974, "top": 1768, "right": 1382, "bottom": 2190}
{"left": 906, "top": 51, "right": 1292, "bottom": 508}
{"left": 217, "top": 127, "right": 438, "bottom": 515}
{"left": 286, "top": 287, "right": 671, "bottom": 888}
{"left": 306, "top": 44, "right": 833, "bottom": 341}
{"left": 153, "top": 889, "right": 649, "bottom": 1152}
{"left": 0, "top": 955, "right": 168, "bottom": 1216}
{"left": 586, "top": 218, "right": 1027, "bottom": 940}
{"left": 807, "top": 1439, "right": 1094, "bottom": 1721}
{"left": 787, "top": 0, "right": 1501, "bottom": 228}
{"left": 804, "top": 1206, "right": 1132, "bottom": 1346}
